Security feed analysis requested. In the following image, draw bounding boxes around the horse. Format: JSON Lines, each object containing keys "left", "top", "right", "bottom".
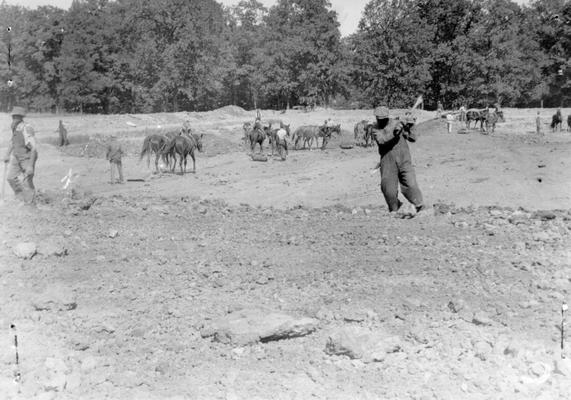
{"left": 328, "top": 124, "right": 341, "bottom": 137}
{"left": 245, "top": 125, "right": 266, "bottom": 153}
{"left": 314, "top": 124, "right": 339, "bottom": 149}
{"left": 162, "top": 133, "right": 204, "bottom": 174}
{"left": 159, "top": 130, "right": 188, "bottom": 170}
{"left": 292, "top": 126, "right": 330, "bottom": 150}
{"left": 466, "top": 109, "right": 485, "bottom": 129}
{"left": 484, "top": 111, "right": 499, "bottom": 134}
{"left": 354, "top": 120, "right": 371, "bottom": 147}
{"left": 551, "top": 111, "right": 563, "bottom": 132}
{"left": 140, "top": 134, "right": 169, "bottom": 173}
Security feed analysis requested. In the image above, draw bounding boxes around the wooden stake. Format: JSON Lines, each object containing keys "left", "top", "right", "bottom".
{"left": 11, "top": 324, "right": 21, "bottom": 384}
{"left": 563, "top": 302, "right": 568, "bottom": 359}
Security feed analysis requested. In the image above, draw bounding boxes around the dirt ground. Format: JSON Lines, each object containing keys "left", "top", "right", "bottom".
{"left": 0, "top": 106, "right": 570, "bottom": 400}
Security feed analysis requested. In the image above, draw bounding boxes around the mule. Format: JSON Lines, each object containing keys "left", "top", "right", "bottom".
{"left": 484, "top": 112, "right": 499, "bottom": 134}
{"left": 246, "top": 126, "right": 266, "bottom": 153}
{"left": 466, "top": 109, "right": 485, "bottom": 129}
{"left": 354, "top": 120, "right": 372, "bottom": 147}
{"left": 293, "top": 126, "right": 330, "bottom": 150}
{"left": 140, "top": 134, "right": 169, "bottom": 173}
{"left": 551, "top": 111, "right": 563, "bottom": 132}
{"left": 162, "top": 133, "right": 204, "bottom": 174}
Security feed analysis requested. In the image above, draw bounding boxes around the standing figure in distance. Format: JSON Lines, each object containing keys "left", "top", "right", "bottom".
{"left": 3, "top": 106, "right": 38, "bottom": 205}
{"left": 446, "top": 113, "right": 455, "bottom": 134}
{"left": 536, "top": 111, "right": 542, "bottom": 136}
{"left": 459, "top": 104, "right": 466, "bottom": 123}
{"left": 371, "top": 106, "right": 425, "bottom": 216}
{"left": 57, "top": 120, "right": 69, "bottom": 146}
{"left": 106, "top": 134, "right": 124, "bottom": 184}
{"left": 436, "top": 101, "right": 443, "bottom": 119}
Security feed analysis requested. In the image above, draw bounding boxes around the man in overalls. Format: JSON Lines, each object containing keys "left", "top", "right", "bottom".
{"left": 371, "top": 106, "right": 425, "bottom": 215}
{"left": 3, "top": 106, "right": 38, "bottom": 204}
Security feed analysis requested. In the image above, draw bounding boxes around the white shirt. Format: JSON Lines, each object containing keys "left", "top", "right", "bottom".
{"left": 276, "top": 128, "right": 287, "bottom": 141}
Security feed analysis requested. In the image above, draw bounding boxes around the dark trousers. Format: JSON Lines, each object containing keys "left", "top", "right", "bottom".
{"left": 7, "top": 156, "right": 36, "bottom": 204}
{"left": 109, "top": 161, "right": 124, "bottom": 183}
{"left": 379, "top": 142, "right": 423, "bottom": 211}
{"left": 59, "top": 131, "right": 69, "bottom": 146}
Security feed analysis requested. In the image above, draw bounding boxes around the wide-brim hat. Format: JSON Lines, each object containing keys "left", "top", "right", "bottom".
{"left": 374, "top": 106, "right": 389, "bottom": 118}
{"left": 11, "top": 106, "right": 26, "bottom": 117}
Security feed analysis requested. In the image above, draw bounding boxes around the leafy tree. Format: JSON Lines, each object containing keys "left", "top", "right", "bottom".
{"left": 0, "top": 3, "right": 27, "bottom": 111}
{"left": 415, "top": 0, "right": 479, "bottom": 108}
{"left": 224, "top": 0, "right": 268, "bottom": 109}
{"left": 57, "top": 0, "right": 123, "bottom": 113}
{"left": 352, "top": 0, "right": 433, "bottom": 108}
{"left": 528, "top": 0, "right": 571, "bottom": 106}
{"left": 18, "top": 6, "right": 67, "bottom": 112}
{"left": 0, "top": 0, "right": 568, "bottom": 113}
{"left": 118, "top": 0, "right": 230, "bottom": 112}
{"left": 262, "top": 0, "right": 347, "bottom": 108}
{"left": 459, "top": 0, "right": 546, "bottom": 106}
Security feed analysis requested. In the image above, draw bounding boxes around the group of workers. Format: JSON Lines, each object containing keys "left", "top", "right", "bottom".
{"left": 3, "top": 105, "right": 426, "bottom": 217}
{"left": 2, "top": 106, "right": 124, "bottom": 206}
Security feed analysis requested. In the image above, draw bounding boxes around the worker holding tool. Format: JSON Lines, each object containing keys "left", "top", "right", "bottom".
{"left": 3, "top": 106, "right": 38, "bottom": 205}
{"left": 370, "top": 104, "right": 426, "bottom": 216}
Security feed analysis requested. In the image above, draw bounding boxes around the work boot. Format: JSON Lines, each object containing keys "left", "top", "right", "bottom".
{"left": 388, "top": 200, "right": 404, "bottom": 217}
{"left": 414, "top": 204, "right": 432, "bottom": 218}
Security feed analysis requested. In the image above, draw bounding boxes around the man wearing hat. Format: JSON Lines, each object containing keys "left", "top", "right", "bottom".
{"left": 371, "top": 105, "right": 425, "bottom": 215}
{"left": 3, "top": 106, "right": 38, "bottom": 204}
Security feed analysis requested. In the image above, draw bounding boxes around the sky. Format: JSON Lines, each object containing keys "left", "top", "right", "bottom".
{"left": 10, "top": 0, "right": 531, "bottom": 37}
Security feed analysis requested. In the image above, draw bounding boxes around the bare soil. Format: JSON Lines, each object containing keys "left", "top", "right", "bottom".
{"left": 0, "top": 107, "right": 570, "bottom": 400}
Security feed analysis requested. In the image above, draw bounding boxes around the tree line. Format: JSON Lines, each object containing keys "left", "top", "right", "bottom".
{"left": 0, "top": 0, "right": 569, "bottom": 114}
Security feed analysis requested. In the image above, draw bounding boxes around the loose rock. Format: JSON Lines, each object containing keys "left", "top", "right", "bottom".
{"left": 37, "top": 240, "right": 68, "bottom": 257}
{"left": 472, "top": 311, "right": 493, "bottom": 326}
{"left": 473, "top": 340, "right": 493, "bottom": 361}
{"left": 31, "top": 284, "right": 77, "bottom": 311}
{"left": 12, "top": 242, "right": 37, "bottom": 259}
{"left": 201, "top": 309, "right": 319, "bottom": 345}
{"left": 325, "top": 326, "right": 402, "bottom": 363}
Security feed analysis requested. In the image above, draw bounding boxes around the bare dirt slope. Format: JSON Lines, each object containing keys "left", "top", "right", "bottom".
{"left": 0, "top": 107, "right": 570, "bottom": 400}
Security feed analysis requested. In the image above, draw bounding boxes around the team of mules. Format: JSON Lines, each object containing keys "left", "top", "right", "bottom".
{"left": 242, "top": 120, "right": 286, "bottom": 153}
{"left": 140, "top": 127, "right": 204, "bottom": 174}
{"left": 242, "top": 118, "right": 340, "bottom": 156}
{"left": 140, "top": 107, "right": 568, "bottom": 174}
{"left": 465, "top": 109, "right": 505, "bottom": 133}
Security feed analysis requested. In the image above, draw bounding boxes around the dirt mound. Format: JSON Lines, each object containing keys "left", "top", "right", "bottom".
{"left": 211, "top": 105, "right": 249, "bottom": 117}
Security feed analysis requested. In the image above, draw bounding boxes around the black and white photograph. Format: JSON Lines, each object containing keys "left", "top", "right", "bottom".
{"left": 0, "top": 0, "right": 570, "bottom": 398}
